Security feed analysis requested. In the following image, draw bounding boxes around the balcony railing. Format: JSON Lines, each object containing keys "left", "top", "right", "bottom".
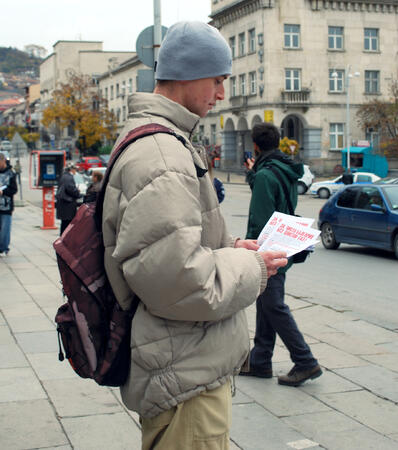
{"left": 281, "top": 89, "right": 311, "bottom": 106}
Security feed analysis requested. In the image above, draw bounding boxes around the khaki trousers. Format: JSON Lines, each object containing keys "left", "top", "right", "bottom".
{"left": 141, "top": 380, "right": 232, "bottom": 450}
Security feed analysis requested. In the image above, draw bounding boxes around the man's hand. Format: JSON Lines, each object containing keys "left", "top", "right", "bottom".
{"left": 258, "top": 251, "right": 288, "bottom": 277}
{"left": 235, "top": 239, "right": 259, "bottom": 251}
{"left": 244, "top": 157, "right": 255, "bottom": 170}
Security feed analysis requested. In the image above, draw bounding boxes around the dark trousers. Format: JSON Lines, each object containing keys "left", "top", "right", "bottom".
{"left": 250, "top": 272, "right": 318, "bottom": 371}
{"left": 60, "top": 219, "right": 72, "bottom": 235}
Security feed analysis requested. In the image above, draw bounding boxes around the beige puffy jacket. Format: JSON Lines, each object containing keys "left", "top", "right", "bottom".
{"left": 103, "top": 93, "right": 267, "bottom": 418}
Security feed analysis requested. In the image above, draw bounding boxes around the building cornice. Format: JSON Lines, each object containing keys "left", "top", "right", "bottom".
{"left": 310, "top": 0, "right": 398, "bottom": 12}
{"left": 211, "top": 0, "right": 273, "bottom": 27}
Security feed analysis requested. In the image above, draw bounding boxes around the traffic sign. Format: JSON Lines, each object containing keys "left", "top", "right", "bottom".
{"left": 136, "top": 25, "right": 168, "bottom": 68}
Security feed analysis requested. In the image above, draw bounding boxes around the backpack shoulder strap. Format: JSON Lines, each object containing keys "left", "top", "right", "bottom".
{"left": 95, "top": 124, "right": 185, "bottom": 228}
{"left": 267, "top": 165, "right": 295, "bottom": 215}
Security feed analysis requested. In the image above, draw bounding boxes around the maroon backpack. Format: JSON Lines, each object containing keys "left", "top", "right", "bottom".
{"left": 54, "top": 124, "right": 183, "bottom": 386}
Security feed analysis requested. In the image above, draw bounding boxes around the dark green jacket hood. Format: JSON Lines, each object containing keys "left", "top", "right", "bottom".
{"left": 245, "top": 150, "right": 304, "bottom": 272}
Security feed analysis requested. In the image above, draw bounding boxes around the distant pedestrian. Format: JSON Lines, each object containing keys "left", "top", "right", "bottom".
{"left": 207, "top": 154, "right": 225, "bottom": 203}
{"left": 0, "top": 152, "right": 18, "bottom": 255}
{"left": 83, "top": 170, "right": 103, "bottom": 203}
{"left": 342, "top": 168, "right": 354, "bottom": 185}
{"left": 240, "top": 122, "right": 322, "bottom": 386}
{"left": 56, "top": 163, "right": 80, "bottom": 235}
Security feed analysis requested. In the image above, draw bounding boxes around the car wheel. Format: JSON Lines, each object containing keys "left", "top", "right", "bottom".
{"left": 297, "top": 181, "right": 307, "bottom": 195}
{"left": 318, "top": 188, "right": 330, "bottom": 199}
{"left": 394, "top": 234, "right": 398, "bottom": 260}
{"left": 321, "top": 223, "right": 340, "bottom": 250}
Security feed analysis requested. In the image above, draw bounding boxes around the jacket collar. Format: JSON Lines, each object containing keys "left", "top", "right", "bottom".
{"left": 128, "top": 93, "right": 200, "bottom": 139}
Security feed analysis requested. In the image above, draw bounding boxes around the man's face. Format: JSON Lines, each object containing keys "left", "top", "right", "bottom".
{"left": 0, "top": 158, "right": 6, "bottom": 170}
{"left": 181, "top": 76, "right": 226, "bottom": 118}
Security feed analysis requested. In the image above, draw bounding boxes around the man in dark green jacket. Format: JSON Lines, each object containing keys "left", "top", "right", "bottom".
{"left": 241, "top": 122, "right": 322, "bottom": 386}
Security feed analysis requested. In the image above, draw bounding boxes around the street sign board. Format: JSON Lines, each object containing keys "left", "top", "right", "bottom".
{"left": 136, "top": 25, "right": 168, "bottom": 68}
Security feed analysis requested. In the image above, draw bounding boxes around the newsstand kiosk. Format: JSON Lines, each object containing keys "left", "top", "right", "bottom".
{"left": 29, "top": 151, "right": 66, "bottom": 230}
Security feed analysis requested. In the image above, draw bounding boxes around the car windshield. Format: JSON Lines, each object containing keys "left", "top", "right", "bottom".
{"left": 376, "top": 177, "right": 398, "bottom": 185}
{"left": 383, "top": 186, "right": 398, "bottom": 210}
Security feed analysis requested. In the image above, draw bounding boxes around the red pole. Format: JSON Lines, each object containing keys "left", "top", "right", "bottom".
{"left": 41, "top": 186, "right": 57, "bottom": 230}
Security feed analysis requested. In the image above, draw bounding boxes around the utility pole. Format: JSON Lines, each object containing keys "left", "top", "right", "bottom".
{"left": 153, "top": 0, "right": 162, "bottom": 70}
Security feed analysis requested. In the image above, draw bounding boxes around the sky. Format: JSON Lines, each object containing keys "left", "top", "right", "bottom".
{"left": 1, "top": 0, "right": 212, "bottom": 55}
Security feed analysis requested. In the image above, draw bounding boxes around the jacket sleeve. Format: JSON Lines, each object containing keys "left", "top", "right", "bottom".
{"left": 3, "top": 172, "right": 17, "bottom": 197}
{"left": 65, "top": 175, "right": 81, "bottom": 198}
{"left": 108, "top": 139, "right": 266, "bottom": 322}
{"left": 246, "top": 170, "right": 278, "bottom": 240}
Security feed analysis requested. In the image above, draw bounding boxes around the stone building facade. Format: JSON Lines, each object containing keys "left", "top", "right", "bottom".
{"left": 202, "top": 0, "right": 398, "bottom": 174}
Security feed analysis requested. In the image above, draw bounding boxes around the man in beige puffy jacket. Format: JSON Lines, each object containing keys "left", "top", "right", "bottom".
{"left": 102, "top": 21, "right": 287, "bottom": 449}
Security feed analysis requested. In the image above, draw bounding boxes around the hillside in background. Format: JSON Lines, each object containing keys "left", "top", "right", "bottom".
{"left": 0, "top": 47, "right": 42, "bottom": 76}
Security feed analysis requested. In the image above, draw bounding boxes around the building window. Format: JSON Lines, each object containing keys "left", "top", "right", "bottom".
{"left": 116, "top": 83, "right": 120, "bottom": 97}
{"left": 330, "top": 123, "right": 344, "bottom": 149}
{"left": 116, "top": 108, "right": 121, "bottom": 122}
{"left": 229, "top": 36, "right": 236, "bottom": 58}
{"left": 128, "top": 78, "right": 133, "bottom": 93}
{"left": 249, "top": 71, "right": 257, "bottom": 95}
{"left": 239, "top": 74, "right": 246, "bottom": 95}
{"left": 248, "top": 29, "right": 256, "bottom": 53}
{"left": 284, "top": 24, "right": 300, "bottom": 49}
{"left": 230, "top": 76, "right": 237, "bottom": 97}
{"left": 238, "top": 32, "right": 245, "bottom": 56}
{"left": 211, "top": 124, "right": 216, "bottom": 145}
{"left": 110, "top": 85, "right": 114, "bottom": 100}
{"left": 329, "top": 69, "right": 344, "bottom": 92}
{"left": 105, "top": 87, "right": 108, "bottom": 100}
{"left": 364, "top": 28, "right": 379, "bottom": 51}
{"left": 285, "top": 69, "right": 301, "bottom": 91}
{"left": 328, "top": 26, "right": 344, "bottom": 50}
{"left": 365, "top": 70, "right": 380, "bottom": 94}
{"left": 122, "top": 105, "right": 126, "bottom": 121}
{"left": 122, "top": 80, "right": 126, "bottom": 96}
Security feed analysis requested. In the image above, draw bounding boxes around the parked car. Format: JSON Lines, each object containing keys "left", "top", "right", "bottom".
{"left": 297, "top": 164, "right": 314, "bottom": 195}
{"left": 318, "top": 184, "right": 398, "bottom": 259}
{"left": 75, "top": 156, "right": 104, "bottom": 173}
{"left": 0, "top": 140, "right": 12, "bottom": 152}
{"left": 310, "top": 172, "right": 380, "bottom": 199}
{"left": 72, "top": 172, "right": 88, "bottom": 205}
{"left": 99, "top": 154, "right": 111, "bottom": 166}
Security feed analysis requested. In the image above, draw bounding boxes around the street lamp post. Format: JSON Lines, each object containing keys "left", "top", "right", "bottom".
{"left": 343, "top": 65, "right": 360, "bottom": 171}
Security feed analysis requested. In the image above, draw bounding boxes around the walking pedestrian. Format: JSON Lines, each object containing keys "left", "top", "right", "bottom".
{"left": 83, "top": 170, "right": 103, "bottom": 203}
{"left": 0, "top": 152, "right": 18, "bottom": 255}
{"left": 55, "top": 163, "right": 80, "bottom": 234}
{"left": 240, "top": 122, "right": 322, "bottom": 386}
{"left": 102, "top": 22, "right": 288, "bottom": 449}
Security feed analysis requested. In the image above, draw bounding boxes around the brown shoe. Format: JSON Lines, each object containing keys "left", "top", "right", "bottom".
{"left": 278, "top": 364, "right": 322, "bottom": 387}
{"left": 239, "top": 367, "right": 273, "bottom": 379}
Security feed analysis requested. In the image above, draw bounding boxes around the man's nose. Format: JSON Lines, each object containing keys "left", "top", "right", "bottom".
{"left": 216, "top": 84, "right": 225, "bottom": 101}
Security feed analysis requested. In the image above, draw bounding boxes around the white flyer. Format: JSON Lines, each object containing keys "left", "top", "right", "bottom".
{"left": 257, "top": 211, "right": 314, "bottom": 246}
{"left": 257, "top": 212, "right": 320, "bottom": 257}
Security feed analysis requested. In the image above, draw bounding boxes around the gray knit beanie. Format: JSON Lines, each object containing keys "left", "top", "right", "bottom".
{"left": 155, "top": 21, "right": 232, "bottom": 81}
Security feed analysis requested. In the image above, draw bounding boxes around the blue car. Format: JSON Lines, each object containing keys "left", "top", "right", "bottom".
{"left": 318, "top": 183, "right": 398, "bottom": 259}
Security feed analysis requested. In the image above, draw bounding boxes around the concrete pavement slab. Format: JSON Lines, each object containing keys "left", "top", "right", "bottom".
{"left": 231, "top": 402, "right": 312, "bottom": 450}
{"left": 300, "top": 369, "right": 362, "bottom": 395}
{"left": 0, "top": 367, "right": 47, "bottom": 402}
{"left": 308, "top": 342, "right": 369, "bottom": 369}
{"left": 334, "top": 365, "right": 398, "bottom": 403}
{"left": 0, "top": 343, "right": 28, "bottom": 368}
{"left": 15, "top": 330, "right": 59, "bottom": 353}
{"left": 332, "top": 319, "right": 398, "bottom": 345}
{"left": 0, "top": 399, "right": 68, "bottom": 449}
{"left": 0, "top": 289, "right": 33, "bottom": 307}
{"left": 24, "top": 282, "right": 63, "bottom": 307}
{"left": 6, "top": 313, "right": 54, "bottom": 333}
{"left": 361, "top": 352, "right": 398, "bottom": 372}
{"left": 285, "top": 296, "right": 313, "bottom": 311}
{"left": 27, "top": 352, "right": 78, "bottom": 381}
{"left": 0, "top": 325, "right": 14, "bottom": 344}
{"left": 11, "top": 266, "right": 53, "bottom": 286}
{"left": 283, "top": 410, "right": 398, "bottom": 450}
{"left": 318, "top": 390, "right": 398, "bottom": 435}
{"left": 61, "top": 412, "right": 141, "bottom": 450}
{"left": 233, "top": 387, "right": 257, "bottom": 405}
{"left": 44, "top": 378, "right": 123, "bottom": 417}
{"left": 312, "top": 332, "right": 385, "bottom": 356}
{"left": 236, "top": 376, "right": 330, "bottom": 417}
{"left": 1, "top": 300, "right": 44, "bottom": 318}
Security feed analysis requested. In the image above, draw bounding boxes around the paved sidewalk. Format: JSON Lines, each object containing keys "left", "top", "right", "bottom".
{"left": 1, "top": 203, "right": 398, "bottom": 450}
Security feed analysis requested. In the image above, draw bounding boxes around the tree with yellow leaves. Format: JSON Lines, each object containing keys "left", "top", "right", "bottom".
{"left": 42, "top": 71, "right": 117, "bottom": 154}
{"left": 279, "top": 136, "right": 299, "bottom": 157}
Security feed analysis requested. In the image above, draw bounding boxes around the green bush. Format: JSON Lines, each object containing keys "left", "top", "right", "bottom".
{"left": 99, "top": 144, "right": 113, "bottom": 155}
